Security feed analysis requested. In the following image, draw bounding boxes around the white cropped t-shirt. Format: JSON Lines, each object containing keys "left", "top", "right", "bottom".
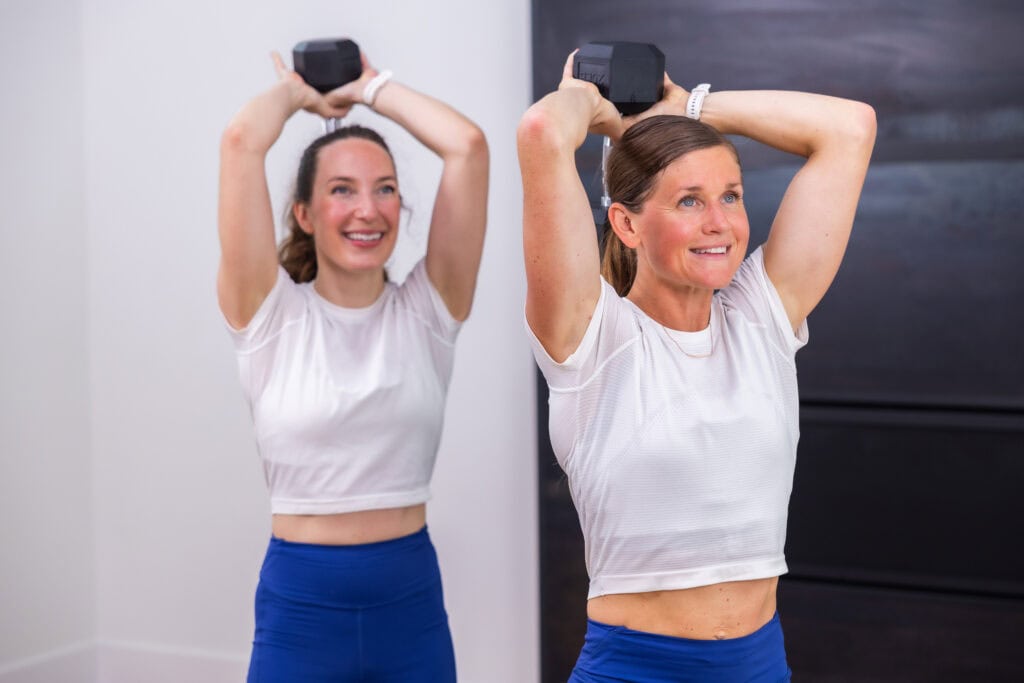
{"left": 527, "top": 247, "right": 809, "bottom": 598}
{"left": 226, "top": 261, "right": 460, "bottom": 515}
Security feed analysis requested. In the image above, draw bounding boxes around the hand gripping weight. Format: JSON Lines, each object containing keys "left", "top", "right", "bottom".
{"left": 573, "top": 41, "right": 665, "bottom": 115}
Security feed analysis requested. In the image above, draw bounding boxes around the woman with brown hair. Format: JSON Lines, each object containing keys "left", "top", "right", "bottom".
{"left": 218, "top": 46, "right": 488, "bottom": 682}
{"left": 518, "top": 52, "right": 875, "bottom": 681}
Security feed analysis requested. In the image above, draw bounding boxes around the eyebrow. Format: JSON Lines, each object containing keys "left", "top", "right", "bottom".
{"left": 326, "top": 175, "right": 398, "bottom": 184}
{"left": 681, "top": 181, "right": 743, "bottom": 192}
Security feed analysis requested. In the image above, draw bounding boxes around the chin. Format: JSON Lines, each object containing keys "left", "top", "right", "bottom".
{"left": 340, "top": 250, "right": 395, "bottom": 272}
{"left": 345, "top": 262, "right": 389, "bottom": 274}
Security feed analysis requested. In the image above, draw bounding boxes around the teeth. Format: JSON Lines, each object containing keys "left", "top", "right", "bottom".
{"left": 347, "top": 232, "right": 383, "bottom": 242}
{"left": 694, "top": 246, "right": 727, "bottom": 254}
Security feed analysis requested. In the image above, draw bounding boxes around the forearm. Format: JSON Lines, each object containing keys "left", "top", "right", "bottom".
{"left": 370, "top": 81, "right": 486, "bottom": 161}
{"left": 699, "top": 90, "right": 876, "bottom": 160}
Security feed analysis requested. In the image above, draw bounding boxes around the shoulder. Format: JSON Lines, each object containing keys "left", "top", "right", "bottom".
{"left": 527, "top": 277, "right": 642, "bottom": 385}
{"left": 719, "top": 247, "right": 808, "bottom": 355}
{"left": 224, "top": 266, "right": 313, "bottom": 350}
{"left": 394, "top": 259, "right": 462, "bottom": 343}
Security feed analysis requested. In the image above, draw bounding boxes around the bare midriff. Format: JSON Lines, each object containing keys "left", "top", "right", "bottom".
{"left": 271, "top": 503, "right": 427, "bottom": 546}
{"left": 587, "top": 576, "right": 779, "bottom": 641}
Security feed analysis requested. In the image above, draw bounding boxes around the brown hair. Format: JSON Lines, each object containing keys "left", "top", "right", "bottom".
{"left": 600, "top": 115, "right": 740, "bottom": 296}
{"left": 278, "top": 125, "right": 395, "bottom": 283}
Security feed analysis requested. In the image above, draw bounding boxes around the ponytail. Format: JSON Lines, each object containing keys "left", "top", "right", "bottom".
{"left": 600, "top": 223, "right": 637, "bottom": 296}
{"left": 278, "top": 219, "right": 318, "bottom": 284}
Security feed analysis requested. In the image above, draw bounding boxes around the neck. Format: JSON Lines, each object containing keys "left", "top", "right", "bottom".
{"left": 626, "top": 276, "right": 714, "bottom": 332}
{"left": 313, "top": 263, "right": 387, "bottom": 308}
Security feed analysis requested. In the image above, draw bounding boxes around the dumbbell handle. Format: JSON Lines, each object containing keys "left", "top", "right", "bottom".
{"left": 601, "top": 136, "right": 612, "bottom": 208}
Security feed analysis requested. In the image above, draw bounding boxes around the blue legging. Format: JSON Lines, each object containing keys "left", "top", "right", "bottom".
{"left": 246, "top": 526, "right": 455, "bottom": 683}
{"left": 570, "top": 612, "right": 791, "bottom": 683}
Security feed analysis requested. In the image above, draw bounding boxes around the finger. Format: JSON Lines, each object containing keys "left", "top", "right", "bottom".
{"left": 319, "top": 104, "right": 352, "bottom": 120}
{"left": 562, "top": 49, "right": 578, "bottom": 81}
{"left": 323, "top": 82, "right": 359, "bottom": 106}
{"left": 359, "top": 50, "right": 372, "bottom": 71}
{"left": 270, "top": 51, "right": 288, "bottom": 77}
{"left": 663, "top": 72, "right": 685, "bottom": 95}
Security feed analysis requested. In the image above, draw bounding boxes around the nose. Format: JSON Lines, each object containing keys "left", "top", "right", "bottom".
{"left": 703, "top": 201, "right": 730, "bottom": 233}
{"left": 352, "top": 191, "right": 378, "bottom": 220}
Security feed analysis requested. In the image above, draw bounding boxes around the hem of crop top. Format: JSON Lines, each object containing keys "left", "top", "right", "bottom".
{"left": 587, "top": 556, "right": 788, "bottom": 600}
{"left": 270, "top": 486, "right": 431, "bottom": 515}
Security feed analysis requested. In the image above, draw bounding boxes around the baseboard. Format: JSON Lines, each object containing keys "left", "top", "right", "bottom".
{"left": 0, "top": 641, "right": 247, "bottom": 683}
{"left": 0, "top": 642, "right": 96, "bottom": 683}
{"left": 96, "top": 641, "right": 247, "bottom": 683}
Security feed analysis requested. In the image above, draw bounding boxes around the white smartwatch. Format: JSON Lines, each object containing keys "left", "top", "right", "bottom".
{"left": 686, "top": 83, "right": 711, "bottom": 120}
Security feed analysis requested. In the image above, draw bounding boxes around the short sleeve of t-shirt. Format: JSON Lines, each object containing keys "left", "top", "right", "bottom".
{"left": 396, "top": 259, "right": 462, "bottom": 346}
{"left": 222, "top": 266, "right": 307, "bottom": 353}
{"left": 719, "top": 246, "right": 809, "bottom": 356}
{"left": 525, "top": 277, "right": 640, "bottom": 391}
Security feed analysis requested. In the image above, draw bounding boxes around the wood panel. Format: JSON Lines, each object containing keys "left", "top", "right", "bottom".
{"left": 742, "top": 161, "right": 1024, "bottom": 410}
{"left": 781, "top": 579, "right": 1024, "bottom": 682}
{"left": 788, "top": 406, "right": 1024, "bottom": 596}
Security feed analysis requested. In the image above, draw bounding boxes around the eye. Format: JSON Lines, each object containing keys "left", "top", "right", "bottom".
{"left": 679, "top": 195, "right": 698, "bottom": 208}
{"left": 722, "top": 191, "right": 741, "bottom": 204}
{"left": 377, "top": 184, "right": 397, "bottom": 195}
{"left": 330, "top": 185, "right": 353, "bottom": 196}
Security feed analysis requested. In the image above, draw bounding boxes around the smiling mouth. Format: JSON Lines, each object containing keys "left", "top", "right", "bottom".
{"left": 691, "top": 246, "right": 728, "bottom": 255}
{"left": 344, "top": 232, "right": 384, "bottom": 243}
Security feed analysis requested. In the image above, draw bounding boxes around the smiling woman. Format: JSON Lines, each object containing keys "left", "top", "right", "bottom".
{"left": 217, "top": 44, "right": 488, "bottom": 683}
{"left": 603, "top": 119, "right": 747, "bottom": 310}
{"left": 517, "top": 50, "right": 874, "bottom": 682}
{"left": 279, "top": 127, "right": 402, "bottom": 305}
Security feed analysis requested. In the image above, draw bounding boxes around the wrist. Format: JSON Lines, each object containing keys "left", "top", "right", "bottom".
{"left": 685, "top": 83, "right": 711, "bottom": 120}
{"left": 272, "top": 78, "right": 310, "bottom": 115}
{"left": 362, "top": 69, "right": 393, "bottom": 108}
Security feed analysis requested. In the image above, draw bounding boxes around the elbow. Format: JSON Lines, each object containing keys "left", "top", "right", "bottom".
{"left": 844, "top": 100, "right": 877, "bottom": 153}
{"left": 813, "top": 100, "right": 877, "bottom": 161}
{"left": 444, "top": 122, "right": 489, "bottom": 167}
{"left": 220, "top": 120, "right": 265, "bottom": 157}
{"left": 220, "top": 121, "right": 248, "bottom": 153}
{"left": 462, "top": 122, "right": 489, "bottom": 163}
{"left": 853, "top": 101, "right": 877, "bottom": 143}
{"left": 516, "top": 104, "right": 568, "bottom": 160}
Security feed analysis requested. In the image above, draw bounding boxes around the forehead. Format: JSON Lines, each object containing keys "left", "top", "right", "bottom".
{"left": 316, "top": 137, "right": 396, "bottom": 179}
{"left": 655, "top": 146, "right": 741, "bottom": 192}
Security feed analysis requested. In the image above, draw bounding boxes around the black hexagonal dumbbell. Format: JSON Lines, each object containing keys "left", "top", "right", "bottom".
{"left": 292, "top": 38, "right": 363, "bottom": 93}
{"left": 573, "top": 41, "right": 665, "bottom": 115}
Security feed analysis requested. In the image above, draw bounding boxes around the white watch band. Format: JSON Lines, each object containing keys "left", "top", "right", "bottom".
{"left": 686, "top": 83, "right": 711, "bottom": 120}
{"left": 362, "top": 69, "right": 393, "bottom": 108}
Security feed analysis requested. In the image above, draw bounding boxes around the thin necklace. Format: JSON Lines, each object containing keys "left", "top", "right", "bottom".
{"left": 662, "top": 313, "right": 715, "bottom": 359}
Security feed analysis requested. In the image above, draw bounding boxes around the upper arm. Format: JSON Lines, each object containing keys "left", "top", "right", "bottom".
{"left": 423, "top": 124, "right": 489, "bottom": 322}
{"left": 216, "top": 123, "right": 281, "bottom": 329}
{"left": 517, "top": 104, "right": 603, "bottom": 363}
{"left": 763, "top": 100, "right": 877, "bottom": 331}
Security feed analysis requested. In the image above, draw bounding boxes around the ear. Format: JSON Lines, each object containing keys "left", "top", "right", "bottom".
{"left": 608, "top": 202, "right": 641, "bottom": 249}
{"left": 293, "top": 203, "right": 314, "bottom": 236}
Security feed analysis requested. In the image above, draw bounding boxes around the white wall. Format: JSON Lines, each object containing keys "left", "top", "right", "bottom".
{"left": 2, "top": 1, "right": 537, "bottom": 682}
{"left": 0, "top": 0, "right": 96, "bottom": 679}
